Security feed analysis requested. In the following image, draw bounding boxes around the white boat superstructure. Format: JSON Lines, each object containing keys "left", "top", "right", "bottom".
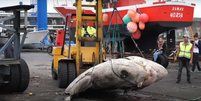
{"left": 20, "top": 30, "right": 48, "bottom": 44}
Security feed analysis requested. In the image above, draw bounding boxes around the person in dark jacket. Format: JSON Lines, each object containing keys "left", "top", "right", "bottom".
{"left": 153, "top": 37, "right": 166, "bottom": 61}
{"left": 192, "top": 33, "right": 201, "bottom": 72}
{"left": 4, "top": 34, "right": 14, "bottom": 58}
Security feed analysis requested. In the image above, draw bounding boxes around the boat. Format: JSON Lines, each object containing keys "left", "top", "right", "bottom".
{"left": 21, "top": 30, "right": 49, "bottom": 49}
{"left": 53, "top": 0, "right": 196, "bottom": 53}
{"left": 0, "top": 30, "right": 49, "bottom": 49}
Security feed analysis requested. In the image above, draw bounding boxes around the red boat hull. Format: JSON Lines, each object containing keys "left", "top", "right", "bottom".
{"left": 54, "top": 1, "right": 195, "bottom": 53}
{"left": 54, "top": 2, "right": 195, "bottom": 26}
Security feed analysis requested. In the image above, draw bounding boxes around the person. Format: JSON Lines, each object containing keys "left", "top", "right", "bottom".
{"left": 174, "top": 34, "right": 193, "bottom": 83}
{"left": 74, "top": 22, "right": 96, "bottom": 46}
{"left": 153, "top": 37, "right": 166, "bottom": 61}
{"left": 4, "top": 34, "right": 14, "bottom": 58}
{"left": 74, "top": 22, "right": 96, "bottom": 38}
{"left": 192, "top": 33, "right": 201, "bottom": 72}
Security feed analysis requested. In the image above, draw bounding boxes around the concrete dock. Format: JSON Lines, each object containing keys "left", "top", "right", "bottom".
{"left": 0, "top": 52, "right": 201, "bottom": 101}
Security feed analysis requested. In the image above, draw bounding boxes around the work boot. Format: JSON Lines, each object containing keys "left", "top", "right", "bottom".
{"left": 176, "top": 80, "right": 180, "bottom": 83}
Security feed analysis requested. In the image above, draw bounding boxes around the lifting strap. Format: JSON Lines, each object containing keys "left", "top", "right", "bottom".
{"left": 91, "top": 2, "right": 144, "bottom": 73}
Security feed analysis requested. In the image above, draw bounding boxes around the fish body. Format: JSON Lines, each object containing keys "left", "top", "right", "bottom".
{"left": 64, "top": 56, "right": 168, "bottom": 101}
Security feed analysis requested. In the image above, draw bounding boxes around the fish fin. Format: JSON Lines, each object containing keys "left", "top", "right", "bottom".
{"left": 65, "top": 74, "right": 92, "bottom": 97}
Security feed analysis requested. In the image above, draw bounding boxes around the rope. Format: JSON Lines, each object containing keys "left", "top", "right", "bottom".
{"left": 91, "top": 4, "right": 144, "bottom": 72}
{"left": 112, "top": 24, "right": 117, "bottom": 47}
{"left": 117, "top": 25, "right": 123, "bottom": 58}
{"left": 112, "top": 23, "right": 123, "bottom": 58}
{"left": 91, "top": 32, "right": 110, "bottom": 73}
{"left": 114, "top": 10, "right": 122, "bottom": 58}
{"left": 91, "top": 3, "right": 116, "bottom": 73}
{"left": 130, "top": 37, "right": 145, "bottom": 58}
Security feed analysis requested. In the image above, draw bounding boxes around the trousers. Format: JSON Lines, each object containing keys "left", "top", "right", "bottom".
{"left": 192, "top": 53, "right": 201, "bottom": 72}
{"left": 153, "top": 51, "right": 163, "bottom": 61}
{"left": 177, "top": 57, "right": 191, "bottom": 81}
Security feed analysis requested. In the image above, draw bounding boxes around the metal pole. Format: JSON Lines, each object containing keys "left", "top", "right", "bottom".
{"left": 97, "top": 0, "right": 103, "bottom": 63}
{"left": 68, "top": 16, "right": 72, "bottom": 59}
{"left": 13, "top": 11, "right": 20, "bottom": 59}
{"left": 61, "top": 14, "right": 68, "bottom": 55}
{"left": 19, "top": 10, "right": 28, "bottom": 54}
{"left": 190, "top": 26, "right": 194, "bottom": 41}
{"left": 75, "top": 0, "right": 82, "bottom": 75}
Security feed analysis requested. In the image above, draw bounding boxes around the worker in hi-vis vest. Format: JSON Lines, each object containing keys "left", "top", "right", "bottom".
{"left": 74, "top": 22, "right": 96, "bottom": 38}
{"left": 174, "top": 34, "right": 193, "bottom": 84}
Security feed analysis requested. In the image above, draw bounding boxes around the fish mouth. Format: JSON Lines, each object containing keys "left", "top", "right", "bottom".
{"left": 143, "top": 61, "right": 168, "bottom": 86}
{"left": 126, "top": 56, "right": 168, "bottom": 86}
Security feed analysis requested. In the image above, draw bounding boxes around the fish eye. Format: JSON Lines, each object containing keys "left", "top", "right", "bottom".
{"left": 120, "top": 70, "right": 129, "bottom": 78}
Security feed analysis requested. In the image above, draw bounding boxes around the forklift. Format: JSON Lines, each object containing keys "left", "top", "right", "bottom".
{"left": 51, "top": 0, "right": 106, "bottom": 88}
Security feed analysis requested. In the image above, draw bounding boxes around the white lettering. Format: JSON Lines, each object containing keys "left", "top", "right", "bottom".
{"left": 173, "top": 12, "right": 176, "bottom": 17}
{"left": 176, "top": 13, "right": 179, "bottom": 17}
{"left": 172, "top": 7, "right": 184, "bottom": 11}
{"left": 170, "top": 13, "right": 173, "bottom": 17}
{"left": 170, "top": 12, "right": 183, "bottom": 18}
{"left": 180, "top": 13, "right": 183, "bottom": 18}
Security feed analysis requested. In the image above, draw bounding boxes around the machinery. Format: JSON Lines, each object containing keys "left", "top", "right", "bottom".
{"left": 52, "top": 0, "right": 105, "bottom": 88}
{"left": 0, "top": 5, "right": 34, "bottom": 93}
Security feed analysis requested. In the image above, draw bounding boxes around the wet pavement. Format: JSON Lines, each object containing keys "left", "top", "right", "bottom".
{"left": 141, "top": 66, "right": 201, "bottom": 101}
{"left": 0, "top": 52, "right": 201, "bottom": 101}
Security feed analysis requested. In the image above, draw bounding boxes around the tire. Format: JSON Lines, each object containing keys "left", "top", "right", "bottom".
{"left": 162, "top": 55, "right": 169, "bottom": 68}
{"left": 1, "top": 64, "right": 20, "bottom": 93}
{"left": 17, "top": 59, "right": 30, "bottom": 92}
{"left": 47, "top": 46, "right": 53, "bottom": 56}
{"left": 155, "top": 55, "right": 166, "bottom": 67}
{"left": 58, "top": 62, "right": 68, "bottom": 88}
{"left": 52, "top": 59, "right": 57, "bottom": 80}
{"left": 67, "top": 62, "right": 77, "bottom": 85}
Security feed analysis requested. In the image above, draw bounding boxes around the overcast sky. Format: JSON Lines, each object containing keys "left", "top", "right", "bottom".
{"left": 0, "top": 0, "right": 200, "bottom": 17}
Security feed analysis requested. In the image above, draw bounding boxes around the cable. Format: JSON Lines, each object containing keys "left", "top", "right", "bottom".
{"left": 130, "top": 37, "right": 145, "bottom": 58}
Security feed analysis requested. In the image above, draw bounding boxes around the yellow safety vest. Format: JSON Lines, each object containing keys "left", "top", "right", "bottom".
{"left": 179, "top": 42, "right": 192, "bottom": 59}
{"left": 75, "top": 26, "right": 96, "bottom": 37}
